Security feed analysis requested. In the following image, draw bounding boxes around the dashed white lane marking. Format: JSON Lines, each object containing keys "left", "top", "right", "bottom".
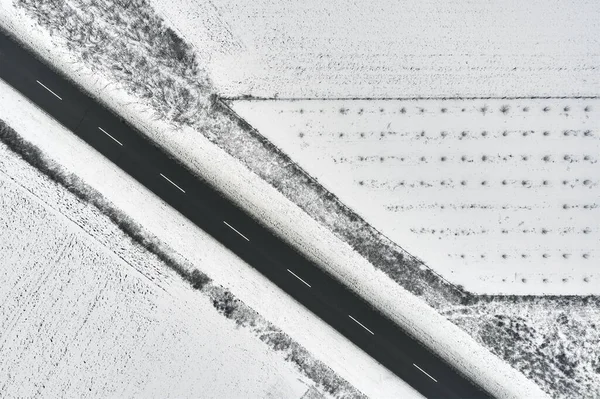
{"left": 160, "top": 173, "right": 186, "bottom": 193}
{"left": 348, "top": 315, "right": 375, "bottom": 335}
{"left": 287, "top": 269, "right": 311, "bottom": 287}
{"left": 36, "top": 80, "right": 62, "bottom": 100}
{"left": 98, "top": 126, "right": 123, "bottom": 146}
{"left": 413, "top": 363, "right": 438, "bottom": 383}
{"left": 223, "top": 221, "right": 250, "bottom": 241}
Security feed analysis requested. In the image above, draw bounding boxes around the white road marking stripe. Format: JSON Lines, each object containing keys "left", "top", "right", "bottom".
{"left": 98, "top": 126, "right": 123, "bottom": 146}
{"left": 413, "top": 363, "right": 438, "bottom": 383}
{"left": 36, "top": 80, "right": 62, "bottom": 100}
{"left": 348, "top": 315, "right": 374, "bottom": 335}
{"left": 160, "top": 173, "right": 186, "bottom": 193}
{"left": 287, "top": 269, "right": 311, "bottom": 287}
{"left": 223, "top": 221, "right": 250, "bottom": 241}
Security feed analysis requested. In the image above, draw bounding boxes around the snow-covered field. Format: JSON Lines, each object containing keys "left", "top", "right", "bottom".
{"left": 230, "top": 98, "right": 600, "bottom": 295}
{"left": 0, "top": 171, "right": 311, "bottom": 399}
{"left": 152, "top": 0, "right": 600, "bottom": 98}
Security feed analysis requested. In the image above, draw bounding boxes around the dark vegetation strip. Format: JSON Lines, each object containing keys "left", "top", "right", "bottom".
{"left": 0, "top": 118, "right": 364, "bottom": 399}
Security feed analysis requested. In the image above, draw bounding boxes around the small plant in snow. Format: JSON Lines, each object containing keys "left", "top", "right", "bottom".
{"left": 189, "top": 269, "right": 211, "bottom": 290}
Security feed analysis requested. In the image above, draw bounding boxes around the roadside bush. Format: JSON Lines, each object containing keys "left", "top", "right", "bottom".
{"left": 212, "top": 289, "right": 236, "bottom": 318}
{"left": 188, "top": 269, "right": 211, "bottom": 290}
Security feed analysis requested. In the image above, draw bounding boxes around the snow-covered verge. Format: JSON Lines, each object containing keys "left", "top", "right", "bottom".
{"left": 0, "top": 85, "right": 420, "bottom": 398}
{"left": 230, "top": 98, "right": 600, "bottom": 295}
{"left": 0, "top": 0, "right": 563, "bottom": 397}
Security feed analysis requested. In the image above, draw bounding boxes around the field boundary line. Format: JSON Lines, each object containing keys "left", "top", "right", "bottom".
{"left": 223, "top": 95, "right": 600, "bottom": 102}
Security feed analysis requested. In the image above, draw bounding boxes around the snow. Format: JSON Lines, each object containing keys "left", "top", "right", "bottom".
{"left": 0, "top": 158, "right": 309, "bottom": 399}
{"left": 0, "top": 2, "right": 557, "bottom": 397}
{"left": 230, "top": 98, "right": 600, "bottom": 295}
{"left": 441, "top": 298, "right": 600, "bottom": 398}
{"left": 0, "top": 75, "right": 542, "bottom": 398}
{"left": 153, "top": 0, "right": 600, "bottom": 98}
{"left": 0, "top": 75, "right": 421, "bottom": 398}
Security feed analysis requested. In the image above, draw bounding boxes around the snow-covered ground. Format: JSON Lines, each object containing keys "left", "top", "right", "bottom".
{"left": 0, "top": 171, "right": 310, "bottom": 399}
{"left": 0, "top": 76, "right": 420, "bottom": 398}
{"left": 441, "top": 298, "right": 600, "bottom": 398}
{"left": 152, "top": 0, "right": 600, "bottom": 98}
{"left": 0, "top": 0, "right": 591, "bottom": 397}
{"left": 230, "top": 98, "right": 600, "bottom": 295}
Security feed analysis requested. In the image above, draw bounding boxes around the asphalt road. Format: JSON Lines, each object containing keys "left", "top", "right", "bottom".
{"left": 0, "top": 30, "right": 492, "bottom": 399}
